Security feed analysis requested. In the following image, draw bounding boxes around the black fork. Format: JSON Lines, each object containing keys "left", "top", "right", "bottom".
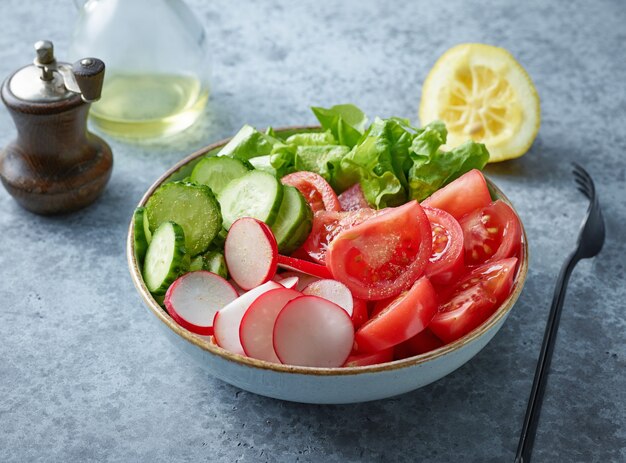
{"left": 514, "top": 163, "right": 606, "bottom": 463}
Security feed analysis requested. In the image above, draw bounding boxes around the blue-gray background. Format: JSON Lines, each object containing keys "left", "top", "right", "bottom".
{"left": 0, "top": 1, "right": 624, "bottom": 462}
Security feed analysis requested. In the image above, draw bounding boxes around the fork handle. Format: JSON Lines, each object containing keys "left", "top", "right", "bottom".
{"left": 515, "top": 250, "right": 579, "bottom": 463}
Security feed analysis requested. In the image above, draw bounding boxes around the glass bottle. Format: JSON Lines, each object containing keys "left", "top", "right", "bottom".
{"left": 70, "top": 0, "right": 210, "bottom": 139}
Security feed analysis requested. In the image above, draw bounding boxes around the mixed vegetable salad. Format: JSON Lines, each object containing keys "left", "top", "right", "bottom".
{"left": 133, "top": 104, "right": 523, "bottom": 368}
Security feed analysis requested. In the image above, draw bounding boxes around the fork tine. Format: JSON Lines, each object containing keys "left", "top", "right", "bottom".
{"left": 572, "top": 170, "right": 590, "bottom": 191}
{"left": 571, "top": 161, "right": 588, "bottom": 176}
{"left": 574, "top": 177, "right": 590, "bottom": 194}
{"left": 572, "top": 163, "right": 596, "bottom": 198}
{"left": 572, "top": 167, "right": 591, "bottom": 187}
{"left": 572, "top": 163, "right": 592, "bottom": 184}
{"left": 577, "top": 185, "right": 591, "bottom": 200}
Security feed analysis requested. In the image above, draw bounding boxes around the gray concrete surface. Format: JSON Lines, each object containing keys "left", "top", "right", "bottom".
{"left": 0, "top": 0, "right": 624, "bottom": 461}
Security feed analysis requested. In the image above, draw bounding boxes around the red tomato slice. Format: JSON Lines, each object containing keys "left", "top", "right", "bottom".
{"left": 338, "top": 183, "right": 370, "bottom": 211}
{"left": 300, "top": 208, "right": 378, "bottom": 264}
{"left": 429, "top": 258, "right": 518, "bottom": 343}
{"left": 327, "top": 201, "right": 432, "bottom": 300}
{"left": 423, "top": 207, "right": 465, "bottom": 286}
{"left": 282, "top": 171, "right": 341, "bottom": 212}
{"left": 343, "top": 348, "right": 393, "bottom": 367}
{"left": 452, "top": 257, "right": 519, "bottom": 303}
{"left": 351, "top": 297, "right": 368, "bottom": 329}
{"left": 370, "top": 295, "right": 395, "bottom": 319}
{"left": 354, "top": 277, "right": 437, "bottom": 353}
{"left": 459, "top": 200, "right": 522, "bottom": 266}
{"left": 394, "top": 329, "right": 444, "bottom": 360}
{"left": 421, "top": 169, "right": 492, "bottom": 220}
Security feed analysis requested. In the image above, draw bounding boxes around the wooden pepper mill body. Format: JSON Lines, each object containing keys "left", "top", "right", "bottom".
{"left": 0, "top": 41, "right": 113, "bottom": 215}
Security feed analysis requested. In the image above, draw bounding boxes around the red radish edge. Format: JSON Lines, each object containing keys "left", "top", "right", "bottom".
{"left": 302, "top": 279, "right": 354, "bottom": 317}
{"left": 228, "top": 279, "right": 246, "bottom": 296}
{"left": 275, "top": 271, "right": 320, "bottom": 291}
{"left": 277, "top": 255, "right": 332, "bottom": 279}
{"left": 276, "top": 275, "right": 299, "bottom": 289}
{"left": 239, "top": 287, "right": 302, "bottom": 363}
{"left": 164, "top": 271, "right": 239, "bottom": 336}
{"left": 213, "top": 280, "right": 282, "bottom": 355}
{"left": 225, "top": 218, "right": 278, "bottom": 290}
{"left": 272, "top": 295, "right": 355, "bottom": 368}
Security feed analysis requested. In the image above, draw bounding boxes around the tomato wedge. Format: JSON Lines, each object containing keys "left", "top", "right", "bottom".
{"left": 300, "top": 208, "right": 378, "bottom": 264}
{"left": 459, "top": 200, "right": 522, "bottom": 266}
{"left": 338, "top": 183, "right": 370, "bottom": 211}
{"left": 343, "top": 348, "right": 394, "bottom": 367}
{"left": 354, "top": 277, "right": 437, "bottom": 353}
{"left": 282, "top": 171, "right": 341, "bottom": 212}
{"left": 430, "top": 258, "right": 518, "bottom": 343}
{"left": 421, "top": 169, "right": 492, "bottom": 220}
{"left": 327, "top": 201, "right": 432, "bottom": 300}
{"left": 370, "top": 296, "right": 395, "bottom": 319}
{"left": 394, "top": 329, "right": 444, "bottom": 359}
{"left": 423, "top": 207, "right": 465, "bottom": 286}
{"left": 351, "top": 297, "right": 368, "bottom": 329}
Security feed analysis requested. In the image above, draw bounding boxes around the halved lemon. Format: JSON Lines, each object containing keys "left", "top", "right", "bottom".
{"left": 419, "top": 43, "right": 540, "bottom": 162}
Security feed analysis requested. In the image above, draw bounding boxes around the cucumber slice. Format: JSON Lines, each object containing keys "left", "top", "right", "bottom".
{"left": 143, "top": 222, "right": 189, "bottom": 295}
{"left": 143, "top": 209, "right": 152, "bottom": 244}
{"left": 284, "top": 212, "right": 313, "bottom": 252}
{"left": 190, "top": 156, "right": 250, "bottom": 195}
{"left": 146, "top": 181, "right": 222, "bottom": 256}
{"left": 271, "top": 186, "right": 313, "bottom": 254}
{"left": 204, "top": 251, "right": 228, "bottom": 279}
{"left": 133, "top": 207, "right": 150, "bottom": 266}
{"left": 189, "top": 255, "right": 205, "bottom": 272}
{"left": 188, "top": 251, "right": 228, "bottom": 279}
{"left": 218, "top": 170, "right": 284, "bottom": 229}
{"left": 209, "top": 228, "right": 228, "bottom": 250}
{"left": 153, "top": 293, "right": 165, "bottom": 307}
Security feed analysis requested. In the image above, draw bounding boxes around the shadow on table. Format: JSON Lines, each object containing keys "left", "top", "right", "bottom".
{"left": 218, "top": 340, "right": 525, "bottom": 463}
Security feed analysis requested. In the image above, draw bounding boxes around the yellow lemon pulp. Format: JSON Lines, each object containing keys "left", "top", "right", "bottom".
{"left": 419, "top": 43, "right": 540, "bottom": 162}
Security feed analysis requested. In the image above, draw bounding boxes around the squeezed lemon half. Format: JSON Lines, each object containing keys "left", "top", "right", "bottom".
{"left": 419, "top": 43, "right": 540, "bottom": 162}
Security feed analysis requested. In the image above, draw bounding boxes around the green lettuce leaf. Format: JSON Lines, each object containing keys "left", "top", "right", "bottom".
{"left": 311, "top": 104, "right": 368, "bottom": 148}
{"left": 411, "top": 120, "right": 447, "bottom": 158}
{"left": 220, "top": 107, "right": 490, "bottom": 209}
{"left": 286, "top": 130, "right": 337, "bottom": 146}
{"left": 247, "top": 155, "right": 277, "bottom": 176}
{"left": 218, "top": 124, "right": 282, "bottom": 160}
{"left": 407, "top": 121, "right": 489, "bottom": 201}
{"left": 339, "top": 118, "right": 407, "bottom": 208}
{"left": 293, "top": 145, "right": 350, "bottom": 189}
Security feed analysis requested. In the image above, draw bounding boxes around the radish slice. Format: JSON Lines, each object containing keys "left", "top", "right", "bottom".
{"left": 239, "top": 288, "right": 302, "bottom": 363}
{"left": 276, "top": 276, "right": 299, "bottom": 290}
{"left": 273, "top": 295, "right": 355, "bottom": 367}
{"left": 276, "top": 271, "right": 320, "bottom": 291}
{"left": 164, "top": 271, "right": 238, "bottom": 335}
{"left": 302, "top": 279, "right": 354, "bottom": 317}
{"left": 213, "top": 280, "right": 282, "bottom": 355}
{"left": 277, "top": 255, "right": 332, "bottom": 279}
{"left": 225, "top": 218, "right": 278, "bottom": 291}
{"left": 228, "top": 279, "right": 247, "bottom": 296}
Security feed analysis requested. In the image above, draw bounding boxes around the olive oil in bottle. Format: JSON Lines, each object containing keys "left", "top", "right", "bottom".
{"left": 89, "top": 73, "right": 209, "bottom": 139}
{"left": 70, "top": 0, "right": 210, "bottom": 139}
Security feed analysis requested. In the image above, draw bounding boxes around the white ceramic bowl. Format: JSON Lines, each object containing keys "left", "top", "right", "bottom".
{"left": 127, "top": 126, "right": 529, "bottom": 404}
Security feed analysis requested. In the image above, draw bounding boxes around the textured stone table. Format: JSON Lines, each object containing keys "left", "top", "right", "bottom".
{"left": 0, "top": 1, "right": 624, "bottom": 461}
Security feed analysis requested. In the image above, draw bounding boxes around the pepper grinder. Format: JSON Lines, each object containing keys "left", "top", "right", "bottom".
{"left": 0, "top": 40, "right": 112, "bottom": 215}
